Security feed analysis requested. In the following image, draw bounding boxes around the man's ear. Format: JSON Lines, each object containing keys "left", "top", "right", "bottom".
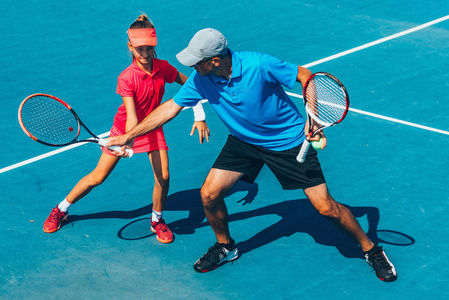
{"left": 211, "top": 57, "right": 220, "bottom": 67}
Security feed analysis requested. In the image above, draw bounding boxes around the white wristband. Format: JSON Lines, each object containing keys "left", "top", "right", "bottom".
{"left": 192, "top": 100, "right": 206, "bottom": 122}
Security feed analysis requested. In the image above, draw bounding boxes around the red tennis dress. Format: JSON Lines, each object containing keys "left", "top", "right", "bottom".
{"left": 103, "top": 58, "right": 178, "bottom": 155}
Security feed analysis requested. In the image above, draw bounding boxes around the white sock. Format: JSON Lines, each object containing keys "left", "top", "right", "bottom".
{"left": 152, "top": 209, "right": 162, "bottom": 223}
{"left": 58, "top": 199, "right": 72, "bottom": 213}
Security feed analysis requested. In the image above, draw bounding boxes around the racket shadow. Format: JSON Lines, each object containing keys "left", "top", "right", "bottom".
{"left": 116, "top": 182, "right": 260, "bottom": 240}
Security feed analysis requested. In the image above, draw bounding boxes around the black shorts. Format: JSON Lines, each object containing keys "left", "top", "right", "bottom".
{"left": 212, "top": 135, "right": 326, "bottom": 190}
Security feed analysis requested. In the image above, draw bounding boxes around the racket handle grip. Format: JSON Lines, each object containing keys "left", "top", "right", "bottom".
{"left": 296, "top": 140, "right": 311, "bottom": 163}
{"left": 98, "top": 139, "right": 134, "bottom": 158}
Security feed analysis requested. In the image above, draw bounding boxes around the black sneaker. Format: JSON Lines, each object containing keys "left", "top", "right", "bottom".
{"left": 194, "top": 240, "right": 239, "bottom": 273}
{"left": 365, "top": 245, "right": 397, "bottom": 282}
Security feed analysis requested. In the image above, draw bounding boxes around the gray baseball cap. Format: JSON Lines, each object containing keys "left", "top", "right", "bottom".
{"left": 176, "top": 28, "right": 228, "bottom": 66}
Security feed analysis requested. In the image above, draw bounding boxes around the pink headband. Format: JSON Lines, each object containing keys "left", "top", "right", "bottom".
{"left": 127, "top": 28, "right": 157, "bottom": 47}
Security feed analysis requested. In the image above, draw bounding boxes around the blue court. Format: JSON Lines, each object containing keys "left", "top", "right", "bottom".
{"left": 1, "top": 1, "right": 449, "bottom": 299}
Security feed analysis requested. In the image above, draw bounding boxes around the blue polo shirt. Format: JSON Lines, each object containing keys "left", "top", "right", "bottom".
{"left": 173, "top": 50, "right": 305, "bottom": 151}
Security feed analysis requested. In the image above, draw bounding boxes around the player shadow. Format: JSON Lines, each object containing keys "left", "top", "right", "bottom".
{"left": 65, "top": 181, "right": 414, "bottom": 259}
{"left": 64, "top": 181, "right": 259, "bottom": 238}
{"left": 115, "top": 181, "right": 259, "bottom": 239}
{"left": 229, "top": 200, "right": 407, "bottom": 259}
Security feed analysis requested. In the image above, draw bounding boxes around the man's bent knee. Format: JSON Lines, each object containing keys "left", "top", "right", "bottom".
{"left": 200, "top": 187, "right": 217, "bottom": 204}
{"left": 311, "top": 196, "right": 344, "bottom": 219}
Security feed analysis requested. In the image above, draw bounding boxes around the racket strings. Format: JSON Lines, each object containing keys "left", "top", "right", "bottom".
{"left": 305, "top": 76, "right": 347, "bottom": 125}
{"left": 20, "top": 95, "right": 79, "bottom": 145}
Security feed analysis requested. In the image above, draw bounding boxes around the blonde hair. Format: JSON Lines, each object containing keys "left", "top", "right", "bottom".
{"left": 129, "top": 14, "right": 154, "bottom": 29}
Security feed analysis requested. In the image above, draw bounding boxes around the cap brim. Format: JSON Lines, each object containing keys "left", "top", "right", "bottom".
{"left": 176, "top": 48, "right": 202, "bottom": 67}
{"left": 130, "top": 37, "right": 157, "bottom": 47}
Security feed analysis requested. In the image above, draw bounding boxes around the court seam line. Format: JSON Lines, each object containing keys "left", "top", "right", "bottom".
{"left": 2, "top": 15, "right": 449, "bottom": 174}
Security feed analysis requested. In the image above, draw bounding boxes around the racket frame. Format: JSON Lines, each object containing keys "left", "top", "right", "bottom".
{"left": 18, "top": 93, "right": 100, "bottom": 147}
{"left": 18, "top": 93, "right": 133, "bottom": 156}
{"left": 296, "top": 72, "right": 350, "bottom": 163}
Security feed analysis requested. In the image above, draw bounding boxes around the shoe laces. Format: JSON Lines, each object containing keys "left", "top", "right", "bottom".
{"left": 154, "top": 219, "right": 169, "bottom": 232}
{"left": 50, "top": 208, "right": 64, "bottom": 220}
{"left": 201, "top": 243, "right": 225, "bottom": 263}
{"left": 367, "top": 247, "right": 391, "bottom": 270}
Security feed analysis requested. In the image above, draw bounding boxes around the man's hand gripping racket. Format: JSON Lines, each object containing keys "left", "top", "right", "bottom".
{"left": 18, "top": 93, "right": 133, "bottom": 157}
{"left": 296, "top": 72, "right": 349, "bottom": 163}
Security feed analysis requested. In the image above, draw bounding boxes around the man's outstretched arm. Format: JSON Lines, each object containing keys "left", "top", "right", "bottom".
{"left": 105, "top": 99, "right": 184, "bottom": 151}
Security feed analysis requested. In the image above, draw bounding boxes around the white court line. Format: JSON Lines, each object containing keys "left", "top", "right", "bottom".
{"left": 0, "top": 133, "right": 110, "bottom": 174}
{"left": 2, "top": 15, "right": 449, "bottom": 174}
{"left": 286, "top": 92, "right": 449, "bottom": 136}
{"left": 302, "top": 14, "right": 449, "bottom": 68}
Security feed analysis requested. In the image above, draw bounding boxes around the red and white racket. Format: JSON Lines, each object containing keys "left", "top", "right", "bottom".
{"left": 18, "top": 93, "right": 133, "bottom": 156}
{"left": 296, "top": 72, "right": 349, "bottom": 163}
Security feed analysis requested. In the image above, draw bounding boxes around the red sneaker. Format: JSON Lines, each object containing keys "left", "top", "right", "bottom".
{"left": 151, "top": 219, "right": 174, "bottom": 244}
{"left": 43, "top": 206, "right": 68, "bottom": 233}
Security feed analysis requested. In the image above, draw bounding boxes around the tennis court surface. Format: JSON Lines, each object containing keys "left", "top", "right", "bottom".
{"left": 1, "top": 1, "right": 449, "bottom": 299}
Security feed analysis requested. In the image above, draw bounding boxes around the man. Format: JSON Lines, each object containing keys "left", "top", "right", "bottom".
{"left": 106, "top": 28, "right": 397, "bottom": 282}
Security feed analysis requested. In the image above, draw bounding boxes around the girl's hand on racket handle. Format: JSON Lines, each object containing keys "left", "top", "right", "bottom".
{"left": 104, "top": 134, "right": 134, "bottom": 157}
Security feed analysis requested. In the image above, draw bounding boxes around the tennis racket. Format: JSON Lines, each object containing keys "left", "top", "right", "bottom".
{"left": 18, "top": 93, "right": 133, "bottom": 157}
{"left": 296, "top": 72, "right": 349, "bottom": 163}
